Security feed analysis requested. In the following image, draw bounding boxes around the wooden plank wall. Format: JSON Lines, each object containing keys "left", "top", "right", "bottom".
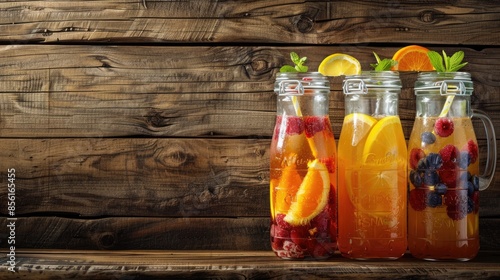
{"left": 0, "top": 0, "right": 499, "bottom": 251}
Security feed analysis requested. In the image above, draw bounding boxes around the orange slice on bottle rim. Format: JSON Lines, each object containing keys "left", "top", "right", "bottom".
{"left": 391, "top": 45, "right": 434, "bottom": 71}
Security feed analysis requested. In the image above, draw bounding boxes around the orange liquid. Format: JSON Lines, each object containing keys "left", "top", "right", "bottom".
{"left": 270, "top": 115, "right": 337, "bottom": 259}
{"left": 407, "top": 117, "right": 480, "bottom": 261}
{"left": 337, "top": 114, "right": 407, "bottom": 259}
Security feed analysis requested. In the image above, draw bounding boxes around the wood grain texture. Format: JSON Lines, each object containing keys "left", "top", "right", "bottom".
{"left": 0, "top": 45, "right": 499, "bottom": 138}
{"left": 5, "top": 250, "right": 500, "bottom": 279}
{"left": 0, "top": 138, "right": 499, "bottom": 218}
{"left": 1, "top": 217, "right": 499, "bottom": 251}
{"left": 0, "top": 138, "right": 269, "bottom": 217}
{"left": 0, "top": 1, "right": 499, "bottom": 44}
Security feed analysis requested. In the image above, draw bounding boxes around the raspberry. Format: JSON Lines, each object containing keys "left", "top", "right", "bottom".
{"left": 319, "top": 157, "right": 335, "bottom": 174}
{"left": 279, "top": 240, "right": 304, "bottom": 259}
{"left": 274, "top": 116, "right": 304, "bottom": 136}
{"left": 443, "top": 190, "right": 467, "bottom": 207}
{"left": 409, "top": 189, "right": 427, "bottom": 211}
{"left": 290, "top": 226, "right": 309, "bottom": 249}
{"left": 438, "top": 161, "right": 458, "bottom": 186}
{"left": 421, "top": 132, "right": 436, "bottom": 144}
{"left": 439, "top": 144, "right": 460, "bottom": 163}
{"left": 434, "top": 117, "right": 454, "bottom": 137}
{"left": 463, "top": 140, "right": 479, "bottom": 164}
{"left": 310, "top": 210, "right": 330, "bottom": 238}
{"left": 409, "top": 148, "right": 425, "bottom": 169}
{"left": 275, "top": 213, "right": 292, "bottom": 231}
{"left": 285, "top": 116, "right": 305, "bottom": 135}
{"left": 446, "top": 204, "right": 468, "bottom": 221}
{"left": 304, "top": 116, "right": 325, "bottom": 138}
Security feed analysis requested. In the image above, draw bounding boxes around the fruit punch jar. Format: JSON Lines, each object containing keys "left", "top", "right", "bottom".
{"left": 338, "top": 71, "right": 407, "bottom": 260}
{"left": 270, "top": 72, "right": 337, "bottom": 260}
{"left": 408, "top": 72, "right": 497, "bottom": 261}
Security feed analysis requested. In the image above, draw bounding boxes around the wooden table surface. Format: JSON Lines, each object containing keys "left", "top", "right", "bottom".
{"left": 3, "top": 249, "right": 500, "bottom": 279}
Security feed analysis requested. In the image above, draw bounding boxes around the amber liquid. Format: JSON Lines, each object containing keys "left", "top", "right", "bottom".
{"left": 407, "top": 117, "right": 480, "bottom": 261}
{"left": 337, "top": 114, "right": 407, "bottom": 259}
{"left": 270, "top": 115, "right": 337, "bottom": 259}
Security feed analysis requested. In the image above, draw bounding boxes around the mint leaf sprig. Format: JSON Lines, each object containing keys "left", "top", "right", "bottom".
{"left": 280, "top": 52, "right": 308, "bottom": 73}
{"left": 427, "top": 50, "right": 468, "bottom": 72}
{"left": 370, "top": 52, "right": 397, "bottom": 71}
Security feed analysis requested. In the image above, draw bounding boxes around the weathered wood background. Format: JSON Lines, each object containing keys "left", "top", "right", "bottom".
{"left": 1, "top": 0, "right": 499, "bottom": 253}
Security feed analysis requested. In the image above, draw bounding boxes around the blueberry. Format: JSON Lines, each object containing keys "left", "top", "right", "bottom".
{"left": 467, "top": 196, "right": 474, "bottom": 214}
{"left": 435, "top": 183, "right": 448, "bottom": 195}
{"left": 427, "top": 192, "right": 443, "bottom": 208}
{"left": 458, "top": 151, "right": 471, "bottom": 169}
{"left": 467, "top": 181, "right": 475, "bottom": 196}
{"left": 421, "top": 132, "right": 436, "bottom": 144}
{"left": 426, "top": 153, "right": 443, "bottom": 169}
{"left": 417, "top": 158, "right": 428, "bottom": 170}
{"left": 410, "top": 170, "right": 424, "bottom": 188}
{"left": 424, "top": 170, "right": 441, "bottom": 186}
{"left": 470, "top": 175, "right": 480, "bottom": 191}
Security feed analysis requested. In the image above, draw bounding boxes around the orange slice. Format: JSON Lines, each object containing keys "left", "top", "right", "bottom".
{"left": 391, "top": 45, "right": 434, "bottom": 71}
{"left": 340, "top": 113, "right": 377, "bottom": 147}
{"left": 284, "top": 159, "right": 330, "bottom": 226}
{"left": 318, "top": 53, "right": 362, "bottom": 76}
{"left": 273, "top": 162, "right": 302, "bottom": 217}
{"left": 362, "top": 116, "right": 407, "bottom": 166}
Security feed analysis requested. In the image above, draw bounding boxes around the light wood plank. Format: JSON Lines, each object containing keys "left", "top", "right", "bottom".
{"left": 1, "top": 46, "right": 499, "bottom": 138}
{"left": 9, "top": 249, "right": 500, "bottom": 279}
{"left": 0, "top": 1, "right": 499, "bottom": 44}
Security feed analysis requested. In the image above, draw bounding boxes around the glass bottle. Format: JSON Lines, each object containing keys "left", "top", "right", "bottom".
{"left": 338, "top": 71, "right": 407, "bottom": 260}
{"left": 408, "top": 72, "right": 497, "bottom": 261}
{"left": 270, "top": 72, "right": 337, "bottom": 260}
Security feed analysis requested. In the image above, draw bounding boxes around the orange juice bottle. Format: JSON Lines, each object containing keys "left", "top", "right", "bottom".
{"left": 338, "top": 71, "right": 407, "bottom": 260}
{"left": 270, "top": 72, "right": 337, "bottom": 260}
{"left": 408, "top": 72, "right": 497, "bottom": 261}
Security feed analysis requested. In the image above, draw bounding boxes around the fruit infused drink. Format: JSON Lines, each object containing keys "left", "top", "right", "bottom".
{"left": 338, "top": 71, "right": 407, "bottom": 260}
{"left": 270, "top": 72, "right": 337, "bottom": 260}
{"left": 408, "top": 72, "right": 497, "bottom": 261}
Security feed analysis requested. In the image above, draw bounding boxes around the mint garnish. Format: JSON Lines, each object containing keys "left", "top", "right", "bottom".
{"left": 370, "top": 52, "right": 397, "bottom": 71}
{"left": 427, "top": 50, "right": 468, "bottom": 72}
{"left": 280, "top": 52, "right": 308, "bottom": 73}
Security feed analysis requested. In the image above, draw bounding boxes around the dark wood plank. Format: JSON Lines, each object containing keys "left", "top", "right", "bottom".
{"left": 7, "top": 249, "right": 500, "bottom": 279}
{"left": 0, "top": 138, "right": 499, "bottom": 217}
{"left": 1, "top": 217, "right": 499, "bottom": 251}
{"left": 0, "top": 138, "right": 269, "bottom": 217}
{"left": 0, "top": 1, "right": 500, "bottom": 44}
{"left": 0, "top": 46, "right": 499, "bottom": 139}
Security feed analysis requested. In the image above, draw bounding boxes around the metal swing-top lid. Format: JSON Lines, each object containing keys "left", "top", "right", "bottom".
{"left": 414, "top": 72, "right": 473, "bottom": 96}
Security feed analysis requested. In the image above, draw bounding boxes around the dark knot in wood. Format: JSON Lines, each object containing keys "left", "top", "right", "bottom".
{"left": 420, "top": 10, "right": 436, "bottom": 23}
{"left": 295, "top": 15, "right": 314, "bottom": 33}
{"left": 97, "top": 232, "right": 116, "bottom": 249}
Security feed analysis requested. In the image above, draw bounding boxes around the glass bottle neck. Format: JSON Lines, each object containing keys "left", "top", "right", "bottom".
{"left": 415, "top": 94, "right": 472, "bottom": 118}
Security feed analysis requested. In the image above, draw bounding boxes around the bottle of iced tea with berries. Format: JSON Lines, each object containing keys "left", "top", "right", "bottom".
{"left": 270, "top": 72, "right": 337, "bottom": 260}
{"left": 338, "top": 71, "right": 407, "bottom": 260}
{"left": 408, "top": 72, "right": 497, "bottom": 261}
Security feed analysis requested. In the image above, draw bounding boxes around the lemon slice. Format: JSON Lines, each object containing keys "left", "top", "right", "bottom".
{"left": 284, "top": 159, "right": 330, "bottom": 226}
{"left": 318, "top": 53, "right": 362, "bottom": 76}
{"left": 362, "top": 116, "right": 406, "bottom": 166}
